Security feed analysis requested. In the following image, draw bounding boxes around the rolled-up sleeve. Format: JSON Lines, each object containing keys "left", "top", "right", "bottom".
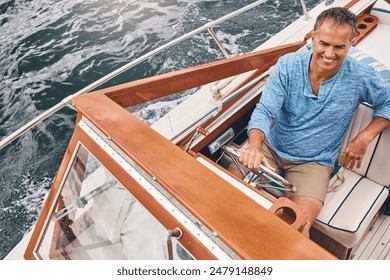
{"left": 364, "top": 67, "right": 390, "bottom": 120}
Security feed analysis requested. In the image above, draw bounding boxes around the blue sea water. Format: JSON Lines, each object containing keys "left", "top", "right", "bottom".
{"left": 0, "top": 0, "right": 321, "bottom": 259}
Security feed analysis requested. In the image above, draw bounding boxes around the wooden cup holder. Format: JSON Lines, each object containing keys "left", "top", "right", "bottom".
{"left": 269, "top": 197, "right": 310, "bottom": 234}
{"left": 353, "top": 13, "right": 378, "bottom": 46}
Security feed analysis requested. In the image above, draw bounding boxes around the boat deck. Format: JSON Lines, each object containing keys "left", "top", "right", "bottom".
{"left": 358, "top": 5, "right": 390, "bottom": 68}
{"left": 310, "top": 214, "right": 390, "bottom": 260}
{"left": 353, "top": 214, "right": 390, "bottom": 260}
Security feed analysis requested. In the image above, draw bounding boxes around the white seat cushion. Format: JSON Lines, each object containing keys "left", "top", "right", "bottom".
{"left": 337, "top": 104, "right": 381, "bottom": 177}
{"left": 314, "top": 169, "right": 389, "bottom": 248}
{"left": 315, "top": 101, "right": 390, "bottom": 249}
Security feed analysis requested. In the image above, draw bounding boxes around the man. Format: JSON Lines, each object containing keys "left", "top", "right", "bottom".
{"left": 240, "top": 7, "right": 390, "bottom": 227}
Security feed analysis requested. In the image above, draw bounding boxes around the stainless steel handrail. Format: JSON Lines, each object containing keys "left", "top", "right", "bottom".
{"left": 300, "top": 0, "right": 312, "bottom": 20}
{"left": 0, "top": 0, "right": 313, "bottom": 150}
{"left": 0, "top": 0, "right": 269, "bottom": 150}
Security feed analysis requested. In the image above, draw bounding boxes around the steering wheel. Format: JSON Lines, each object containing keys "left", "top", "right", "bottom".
{"left": 223, "top": 145, "right": 296, "bottom": 193}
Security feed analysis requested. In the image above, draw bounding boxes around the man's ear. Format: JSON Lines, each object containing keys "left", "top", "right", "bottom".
{"left": 310, "top": 30, "right": 315, "bottom": 40}
{"left": 351, "top": 37, "right": 357, "bottom": 46}
{"left": 304, "top": 30, "right": 314, "bottom": 41}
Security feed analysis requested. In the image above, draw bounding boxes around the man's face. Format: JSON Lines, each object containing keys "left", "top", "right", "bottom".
{"left": 311, "top": 19, "right": 354, "bottom": 75}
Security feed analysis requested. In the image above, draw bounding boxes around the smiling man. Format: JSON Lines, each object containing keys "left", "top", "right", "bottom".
{"left": 240, "top": 7, "right": 390, "bottom": 228}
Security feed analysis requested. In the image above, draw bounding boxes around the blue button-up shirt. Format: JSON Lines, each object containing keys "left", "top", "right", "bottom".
{"left": 248, "top": 48, "right": 390, "bottom": 166}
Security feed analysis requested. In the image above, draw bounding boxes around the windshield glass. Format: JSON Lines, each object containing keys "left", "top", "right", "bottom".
{"left": 35, "top": 143, "right": 192, "bottom": 260}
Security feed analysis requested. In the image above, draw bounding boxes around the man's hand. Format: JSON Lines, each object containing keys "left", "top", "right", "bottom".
{"left": 239, "top": 129, "right": 275, "bottom": 171}
{"left": 338, "top": 136, "right": 370, "bottom": 169}
{"left": 339, "top": 116, "right": 390, "bottom": 170}
{"left": 239, "top": 145, "right": 275, "bottom": 171}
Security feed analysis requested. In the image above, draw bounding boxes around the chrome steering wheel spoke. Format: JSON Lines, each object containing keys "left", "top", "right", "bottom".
{"left": 223, "top": 145, "right": 295, "bottom": 193}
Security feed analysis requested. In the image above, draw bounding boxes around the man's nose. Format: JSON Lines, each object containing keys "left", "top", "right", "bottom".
{"left": 324, "top": 47, "right": 335, "bottom": 58}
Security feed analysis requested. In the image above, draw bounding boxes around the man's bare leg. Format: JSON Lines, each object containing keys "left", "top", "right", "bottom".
{"left": 289, "top": 195, "right": 322, "bottom": 237}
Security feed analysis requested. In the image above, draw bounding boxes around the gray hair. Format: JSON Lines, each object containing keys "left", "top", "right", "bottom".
{"left": 313, "top": 7, "right": 358, "bottom": 39}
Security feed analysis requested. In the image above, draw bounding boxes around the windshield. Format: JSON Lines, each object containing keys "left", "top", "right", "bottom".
{"left": 35, "top": 143, "right": 192, "bottom": 260}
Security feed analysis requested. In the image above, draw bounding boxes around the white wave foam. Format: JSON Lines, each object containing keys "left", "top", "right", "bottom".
{"left": 5, "top": 173, "right": 51, "bottom": 224}
{"left": 132, "top": 94, "right": 192, "bottom": 125}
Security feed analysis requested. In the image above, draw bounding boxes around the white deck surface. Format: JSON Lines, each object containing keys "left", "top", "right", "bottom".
{"left": 353, "top": 214, "right": 390, "bottom": 260}
{"left": 357, "top": 22, "right": 390, "bottom": 68}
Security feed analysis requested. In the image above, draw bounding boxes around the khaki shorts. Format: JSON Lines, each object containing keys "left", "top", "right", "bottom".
{"left": 262, "top": 142, "right": 333, "bottom": 203}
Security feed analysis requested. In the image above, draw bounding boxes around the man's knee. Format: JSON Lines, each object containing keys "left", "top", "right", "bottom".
{"left": 289, "top": 195, "right": 323, "bottom": 225}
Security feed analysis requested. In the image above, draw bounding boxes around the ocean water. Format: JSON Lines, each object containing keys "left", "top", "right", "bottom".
{"left": 0, "top": 0, "right": 321, "bottom": 259}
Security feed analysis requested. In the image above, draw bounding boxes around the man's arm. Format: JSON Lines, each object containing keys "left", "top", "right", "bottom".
{"left": 239, "top": 129, "right": 275, "bottom": 171}
{"left": 339, "top": 116, "right": 390, "bottom": 169}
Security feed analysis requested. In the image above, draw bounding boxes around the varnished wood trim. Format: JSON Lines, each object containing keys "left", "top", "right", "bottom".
{"left": 269, "top": 197, "right": 309, "bottom": 234}
{"left": 75, "top": 126, "right": 217, "bottom": 260}
{"left": 25, "top": 122, "right": 216, "bottom": 260}
{"left": 182, "top": 74, "right": 262, "bottom": 152}
{"left": 344, "top": 0, "right": 361, "bottom": 10}
{"left": 69, "top": 93, "right": 336, "bottom": 259}
{"left": 24, "top": 125, "right": 83, "bottom": 260}
{"left": 353, "top": 14, "right": 378, "bottom": 46}
{"left": 90, "top": 42, "right": 306, "bottom": 108}
{"left": 197, "top": 154, "right": 310, "bottom": 234}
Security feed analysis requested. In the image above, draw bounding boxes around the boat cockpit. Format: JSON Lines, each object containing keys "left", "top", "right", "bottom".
{"left": 23, "top": 38, "right": 336, "bottom": 260}
{"left": 12, "top": 0, "right": 390, "bottom": 260}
